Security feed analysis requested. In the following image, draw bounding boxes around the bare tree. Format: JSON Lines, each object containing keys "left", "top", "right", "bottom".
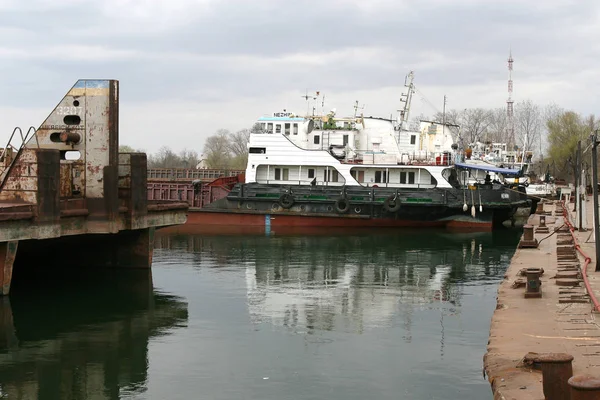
{"left": 460, "top": 108, "right": 492, "bottom": 145}
{"left": 487, "top": 108, "right": 508, "bottom": 143}
{"left": 515, "top": 100, "right": 542, "bottom": 152}
{"left": 228, "top": 129, "right": 251, "bottom": 169}
{"left": 432, "top": 109, "right": 461, "bottom": 128}
{"left": 148, "top": 146, "right": 182, "bottom": 168}
{"left": 203, "top": 129, "right": 233, "bottom": 168}
{"left": 179, "top": 149, "right": 200, "bottom": 169}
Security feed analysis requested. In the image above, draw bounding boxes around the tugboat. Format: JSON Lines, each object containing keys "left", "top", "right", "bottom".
{"left": 195, "top": 126, "right": 531, "bottom": 230}
{"left": 157, "top": 73, "right": 533, "bottom": 232}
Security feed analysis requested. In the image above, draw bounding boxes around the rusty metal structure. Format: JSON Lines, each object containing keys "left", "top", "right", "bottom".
{"left": 0, "top": 79, "right": 188, "bottom": 295}
{"left": 147, "top": 175, "right": 240, "bottom": 209}
{"left": 148, "top": 168, "right": 243, "bottom": 182}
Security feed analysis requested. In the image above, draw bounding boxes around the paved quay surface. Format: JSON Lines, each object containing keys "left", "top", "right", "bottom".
{"left": 484, "top": 197, "right": 600, "bottom": 399}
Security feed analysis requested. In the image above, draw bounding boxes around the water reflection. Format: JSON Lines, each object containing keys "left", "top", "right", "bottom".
{"left": 0, "top": 270, "right": 188, "bottom": 399}
{"left": 155, "top": 229, "right": 520, "bottom": 336}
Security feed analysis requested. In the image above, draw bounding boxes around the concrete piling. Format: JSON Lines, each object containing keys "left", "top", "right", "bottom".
{"left": 568, "top": 375, "right": 600, "bottom": 400}
{"left": 538, "top": 353, "right": 574, "bottom": 400}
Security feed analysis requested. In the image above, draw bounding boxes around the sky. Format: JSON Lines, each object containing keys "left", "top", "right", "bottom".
{"left": 0, "top": 0, "right": 599, "bottom": 155}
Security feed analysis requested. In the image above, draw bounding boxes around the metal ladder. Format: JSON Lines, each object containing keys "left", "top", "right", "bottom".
{"left": 0, "top": 127, "right": 39, "bottom": 192}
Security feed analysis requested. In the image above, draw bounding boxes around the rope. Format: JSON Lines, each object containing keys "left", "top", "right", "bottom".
{"left": 537, "top": 223, "right": 565, "bottom": 245}
{"left": 503, "top": 185, "right": 547, "bottom": 201}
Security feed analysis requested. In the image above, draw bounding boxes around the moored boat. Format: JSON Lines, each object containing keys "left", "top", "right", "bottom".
{"left": 190, "top": 123, "right": 531, "bottom": 231}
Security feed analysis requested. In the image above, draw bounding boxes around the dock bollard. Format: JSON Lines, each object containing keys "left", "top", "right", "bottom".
{"left": 524, "top": 268, "right": 542, "bottom": 298}
{"left": 538, "top": 353, "right": 574, "bottom": 400}
{"left": 518, "top": 225, "right": 539, "bottom": 248}
{"left": 536, "top": 215, "right": 550, "bottom": 233}
{"left": 568, "top": 375, "right": 600, "bottom": 400}
{"left": 536, "top": 202, "right": 545, "bottom": 214}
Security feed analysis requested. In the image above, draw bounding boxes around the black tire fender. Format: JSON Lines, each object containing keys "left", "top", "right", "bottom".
{"left": 279, "top": 193, "right": 294, "bottom": 209}
{"left": 383, "top": 195, "right": 401, "bottom": 212}
{"left": 335, "top": 198, "right": 350, "bottom": 214}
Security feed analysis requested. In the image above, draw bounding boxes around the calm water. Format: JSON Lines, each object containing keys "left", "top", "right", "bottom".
{"left": 0, "top": 228, "right": 521, "bottom": 400}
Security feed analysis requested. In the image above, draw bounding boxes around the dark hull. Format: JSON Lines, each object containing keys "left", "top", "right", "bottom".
{"left": 164, "top": 183, "right": 531, "bottom": 233}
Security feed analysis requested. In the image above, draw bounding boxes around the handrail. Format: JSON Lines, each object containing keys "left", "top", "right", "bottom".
{"left": 0, "top": 126, "right": 37, "bottom": 191}
{"left": 561, "top": 200, "right": 600, "bottom": 312}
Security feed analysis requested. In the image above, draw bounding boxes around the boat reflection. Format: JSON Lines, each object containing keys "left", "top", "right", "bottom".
{"left": 0, "top": 270, "right": 188, "bottom": 399}
{"left": 155, "top": 229, "right": 520, "bottom": 335}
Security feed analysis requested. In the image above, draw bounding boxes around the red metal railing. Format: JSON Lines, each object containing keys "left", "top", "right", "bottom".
{"left": 147, "top": 174, "right": 242, "bottom": 208}
{"left": 147, "top": 168, "right": 244, "bottom": 181}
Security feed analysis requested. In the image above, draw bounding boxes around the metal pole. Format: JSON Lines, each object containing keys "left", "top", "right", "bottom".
{"left": 578, "top": 140, "right": 583, "bottom": 230}
{"left": 591, "top": 132, "right": 600, "bottom": 271}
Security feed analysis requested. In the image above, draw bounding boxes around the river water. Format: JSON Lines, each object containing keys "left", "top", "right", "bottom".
{"left": 0, "top": 228, "right": 521, "bottom": 399}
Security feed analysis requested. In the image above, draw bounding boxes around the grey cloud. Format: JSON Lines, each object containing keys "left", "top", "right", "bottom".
{"left": 1, "top": 0, "right": 600, "bottom": 151}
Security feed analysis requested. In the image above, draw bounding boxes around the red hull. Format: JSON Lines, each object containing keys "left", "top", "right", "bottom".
{"left": 158, "top": 209, "right": 493, "bottom": 235}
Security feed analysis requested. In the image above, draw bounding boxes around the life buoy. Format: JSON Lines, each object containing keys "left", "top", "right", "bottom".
{"left": 335, "top": 198, "right": 350, "bottom": 214}
{"left": 383, "top": 195, "right": 401, "bottom": 212}
{"left": 279, "top": 193, "right": 294, "bottom": 209}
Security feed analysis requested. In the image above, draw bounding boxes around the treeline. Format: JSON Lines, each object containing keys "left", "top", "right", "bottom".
{"left": 122, "top": 102, "right": 598, "bottom": 182}
{"left": 416, "top": 100, "right": 598, "bottom": 181}
{"left": 119, "top": 128, "right": 251, "bottom": 170}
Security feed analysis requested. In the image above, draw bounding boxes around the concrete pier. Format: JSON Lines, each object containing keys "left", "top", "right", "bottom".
{"left": 484, "top": 198, "right": 600, "bottom": 399}
{"left": 0, "top": 80, "right": 188, "bottom": 295}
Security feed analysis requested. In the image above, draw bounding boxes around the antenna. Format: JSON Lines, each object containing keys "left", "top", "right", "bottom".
{"left": 302, "top": 89, "right": 311, "bottom": 116}
{"left": 506, "top": 50, "right": 515, "bottom": 150}
{"left": 353, "top": 100, "right": 365, "bottom": 118}
{"left": 442, "top": 95, "right": 447, "bottom": 142}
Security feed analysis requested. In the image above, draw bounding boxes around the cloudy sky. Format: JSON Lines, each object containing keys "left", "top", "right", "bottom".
{"left": 0, "top": 0, "right": 598, "bottom": 154}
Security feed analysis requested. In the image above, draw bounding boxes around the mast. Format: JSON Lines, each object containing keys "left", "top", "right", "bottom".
{"left": 506, "top": 50, "right": 515, "bottom": 151}
{"left": 398, "top": 71, "right": 415, "bottom": 142}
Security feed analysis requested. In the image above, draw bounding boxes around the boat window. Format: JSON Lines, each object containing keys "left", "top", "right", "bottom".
{"left": 282, "top": 168, "right": 289, "bottom": 180}
{"left": 314, "top": 135, "right": 320, "bottom": 145}
{"left": 276, "top": 124, "right": 282, "bottom": 134}
{"left": 410, "top": 135, "right": 416, "bottom": 145}
{"left": 408, "top": 172, "right": 415, "bottom": 184}
{"left": 374, "top": 171, "right": 386, "bottom": 183}
{"left": 275, "top": 168, "right": 281, "bottom": 180}
{"left": 308, "top": 168, "right": 315, "bottom": 178}
{"left": 267, "top": 123, "right": 273, "bottom": 133}
{"left": 285, "top": 123, "right": 290, "bottom": 135}
{"left": 431, "top": 174, "right": 437, "bottom": 185}
{"left": 400, "top": 171, "right": 407, "bottom": 184}
{"left": 343, "top": 135, "right": 349, "bottom": 146}
{"left": 293, "top": 123, "right": 299, "bottom": 135}
{"left": 323, "top": 169, "right": 339, "bottom": 182}
{"left": 249, "top": 147, "right": 266, "bottom": 154}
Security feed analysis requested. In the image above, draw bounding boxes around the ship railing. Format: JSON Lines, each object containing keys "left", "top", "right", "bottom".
{"left": 147, "top": 168, "right": 244, "bottom": 181}
{"left": 256, "top": 179, "right": 437, "bottom": 190}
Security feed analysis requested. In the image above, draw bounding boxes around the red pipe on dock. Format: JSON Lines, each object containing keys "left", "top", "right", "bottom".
{"left": 561, "top": 201, "right": 600, "bottom": 312}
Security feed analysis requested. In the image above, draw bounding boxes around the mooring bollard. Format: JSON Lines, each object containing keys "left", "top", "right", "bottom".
{"left": 519, "top": 225, "right": 539, "bottom": 248}
{"left": 568, "top": 375, "right": 600, "bottom": 400}
{"left": 536, "top": 202, "right": 544, "bottom": 214}
{"left": 538, "top": 353, "right": 574, "bottom": 400}
{"left": 536, "top": 214, "right": 550, "bottom": 233}
{"left": 525, "top": 268, "right": 542, "bottom": 298}
{"left": 524, "top": 225, "right": 534, "bottom": 241}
